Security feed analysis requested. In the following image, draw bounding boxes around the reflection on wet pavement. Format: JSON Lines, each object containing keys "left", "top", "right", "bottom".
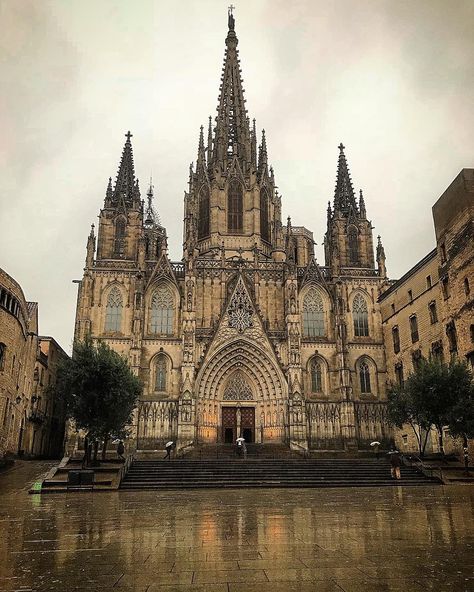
{"left": 0, "top": 461, "right": 473, "bottom": 591}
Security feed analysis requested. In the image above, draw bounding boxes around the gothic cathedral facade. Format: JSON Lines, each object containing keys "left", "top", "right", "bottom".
{"left": 74, "top": 13, "right": 391, "bottom": 451}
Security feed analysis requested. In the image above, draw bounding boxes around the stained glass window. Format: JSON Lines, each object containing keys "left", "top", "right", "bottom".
{"left": 311, "top": 360, "right": 323, "bottom": 393}
{"left": 155, "top": 354, "right": 167, "bottom": 391}
{"left": 348, "top": 226, "right": 359, "bottom": 265}
{"left": 150, "top": 286, "right": 174, "bottom": 335}
{"left": 105, "top": 287, "right": 123, "bottom": 332}
{"left": 359, "top": 361, "right": 371, "bottom": 393}
{"left": 353, "top": 294, "right": 369, "bottom": 337}
{"left": 302, "top": 289, "right": 325, "bottom": 337}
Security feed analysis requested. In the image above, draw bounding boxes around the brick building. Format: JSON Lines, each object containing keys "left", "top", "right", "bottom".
{"left": 74, "top": 13, "right": 392, "bottom": 452}
{"left": 380, "top": 169, "right": 474, "bottom": 455}
{"left": 0, "top": 267, "right": 67, "bottom": 459}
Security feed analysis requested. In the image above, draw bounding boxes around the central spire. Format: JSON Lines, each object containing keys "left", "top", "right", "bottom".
{"left": 333, "top": 143, "right": 358, "bottom": 215}
{"left": 211, "top": 9, "right": 251, "bottom": 166}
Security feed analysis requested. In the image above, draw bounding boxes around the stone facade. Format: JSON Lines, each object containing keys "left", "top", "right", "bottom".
{"left": 74, "top": 14, "right": 391, "bottom": 452}
{"left": 379, "top": 168, "right": 474, "bottom": 457}
{"left": 0, "top": 267, "right": 67, "bottom": 459}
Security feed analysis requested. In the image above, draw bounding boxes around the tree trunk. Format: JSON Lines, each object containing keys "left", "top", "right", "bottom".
{"left": 421, "top": 429, "right": 431, "bottom": 458}
{"left": 82, "top": 436, "right": 89, "bottom": 468}
{"left": 437, "top": 425, "right": 444, "bottom": 456}
{"left": 101, "top": 436, "right": 109, "bottom": 461}
{"left": 92, "top": 440, "right": 99, "bottom": 465}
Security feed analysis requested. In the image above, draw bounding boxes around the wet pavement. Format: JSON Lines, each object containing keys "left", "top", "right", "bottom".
{"left": 0, "top": 461, "right": 473, "bottom": 592}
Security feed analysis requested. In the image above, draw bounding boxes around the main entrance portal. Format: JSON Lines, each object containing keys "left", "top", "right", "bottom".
{"left": 221, "top": 407, "right": 255, "bottom": 443}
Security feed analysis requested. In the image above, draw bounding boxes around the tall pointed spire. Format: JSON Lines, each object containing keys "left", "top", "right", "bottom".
{"left": 212, "top": 8, "right": 250, "bottom": 165}
{"left": 207, "top": 116, "right": 213, "bottom": 165}
{"left": 113, "top": 131, "right": 137, "bottom": 208}
{"left": 333, "top": 143, "right": 358, "bottom": 215}
{"left": 359, "top": 189, "right": 366, "bottom": 219}
{"left": 196, "top": 125, "right": 205, "bottom": 168}
{"left": 258, "top": 129, "right": 268, "bottom": 176}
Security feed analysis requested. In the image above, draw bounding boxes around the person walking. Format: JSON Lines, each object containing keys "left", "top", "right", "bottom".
{"left": 117, "top": 440, "right": 125, "bottom": 461}
{"left": 389, "top": 448, "right": 402, "bottom": 480}
{"left": 164, "top": 441, "right": 174, "bottom": 460}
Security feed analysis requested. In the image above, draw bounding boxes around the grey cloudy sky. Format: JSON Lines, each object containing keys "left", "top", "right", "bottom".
{"left": 1, "top": 0, "right": 473, "bottom": 353}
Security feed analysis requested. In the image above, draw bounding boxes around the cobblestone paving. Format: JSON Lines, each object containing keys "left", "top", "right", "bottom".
{"left": 0, "top": 461, "right": 473, "bottom": 591}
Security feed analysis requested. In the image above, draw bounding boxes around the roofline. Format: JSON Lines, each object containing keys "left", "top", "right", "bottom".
{"left": 38, "top": 335, "right": 69, "bottom": 358}
{"left": 378, "top": 248, "right": 438, "bottom": 302}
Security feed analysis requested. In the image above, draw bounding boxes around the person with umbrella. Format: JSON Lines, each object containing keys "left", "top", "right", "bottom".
{"left": 236, "top": 437, "right": 246, "bottom": 459}
{"left": 370, "top": 440, "right": 381, "bottom": 460}
{"left": 164, "top": 440, "right": 175, "bottom": 460}
{"left": 388, "top": 447, "right": 402, "bottom": 480}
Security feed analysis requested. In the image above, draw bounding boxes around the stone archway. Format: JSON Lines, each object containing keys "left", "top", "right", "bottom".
{"left": 195, "top": 338, "right": 288, "bottom": 443}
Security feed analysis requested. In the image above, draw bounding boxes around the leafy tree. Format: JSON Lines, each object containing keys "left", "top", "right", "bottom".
{"left": 387, "top": 358, "right": 473, "bottom": 457}
{"left": 387, "top": 382, "right": 432, "bottom": 457}
{"left": 55, "top": 336, "right": 142, "bottom": 464}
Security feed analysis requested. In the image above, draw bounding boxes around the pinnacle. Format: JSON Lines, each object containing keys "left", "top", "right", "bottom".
{"left": 333, "top": 143, "right": 358, "bottom": 215}
{"left": 113, "top": 131, "right": 136, "bottom": 207}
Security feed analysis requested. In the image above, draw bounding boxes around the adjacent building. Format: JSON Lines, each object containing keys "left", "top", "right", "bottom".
{"left": 380, "top": 169, "right": 474, "bottom": 455}
{"left": 0, "top": 267, "right": 67, "bottom": 459}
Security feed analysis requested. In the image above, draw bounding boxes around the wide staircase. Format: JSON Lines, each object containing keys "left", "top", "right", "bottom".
{"left": 121, "top": 445, "right": 441, "bottom": 490}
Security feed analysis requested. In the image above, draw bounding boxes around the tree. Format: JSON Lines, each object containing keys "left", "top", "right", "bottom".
{"left": 55, "top": 336, "right": 142, "bottom": 464}
{"left": 445, "top": 364, "right": 474, "bottom": 471}
{"left": 387, "top": 382, "right": 432, "bottom": 457}
{"left": 387, "top": 358, "right": 473, "bottom": 457}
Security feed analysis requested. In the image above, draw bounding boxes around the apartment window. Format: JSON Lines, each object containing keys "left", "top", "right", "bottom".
{"left": 0, "top": 343, "right": 5, "bottom": 371}
{"left": 392, "top": 326, "right": 400, "bottom": 354}
{"left": 410, "top": 315, "right": 419, "bottom": 343}
{"left": 402, "top": 434, "right": 408, "bottom": 446}
{"left": 426, "top": 275, "right": 432, "bottom": 289}
{"left": 395, "top": 362, "right": 404, "bottom": 387}
{"left": 440, "top": 243, "right": 447, "bottom": 263}
{"left": 408, "top": 289, "right": 413, "bottom": 302}
{"left": 391, "top": 303, "right": 395, "bottom": 315}
{"left": 412, "top": 349, "right": 423, "bottom": 370}
{"left": 431, "top": 340, "right": 443, "bottom": 361}
{"left": 464, "top": 277, "right": 470, "bottom": 297}
{"left": 441, "top": 277, "right": 449, "bottom": 299}
{"left": 429, "top": 301, "right": 438, "bottom": 324}
{"left": 446, "top": 321, "right": 458, "bottom": 353}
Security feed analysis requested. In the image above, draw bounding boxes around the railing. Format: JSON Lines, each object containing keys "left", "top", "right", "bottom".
{"left": 402, "top": 454, "right": 444, "bottom": 482}
{"left": 118, "top": 453, "right": 135, "bottom": 486}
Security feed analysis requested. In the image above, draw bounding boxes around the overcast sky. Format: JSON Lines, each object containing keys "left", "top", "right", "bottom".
{"left": 1, "top": 0, "right": 473, "bottom": 353}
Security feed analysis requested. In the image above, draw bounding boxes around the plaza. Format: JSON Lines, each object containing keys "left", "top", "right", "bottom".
{"left": 1, "top": 462, "right": 473, "bottom": 592}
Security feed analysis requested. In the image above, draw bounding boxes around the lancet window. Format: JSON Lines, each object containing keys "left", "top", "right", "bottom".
{"left": 155, "top": 354, "right": 167, "bottom": 392}
{"left": 114, "top": 219, "right": 126, "bottom": 256}
{"left": 310, "top": 359, "right": 323, "bottom": 393}
{"left": 150, "top": 286, "right": 174, "bottom": 335}
{"left": 348, "top": 226, "right": 359, "bottom": 265}
{"left": 302, "top": 289, "right": 325, "bottom": 337}
{"left": 260, "top": 188, "right": 270, "bottom": 242}
{"left": 359, "top": 360, "right": 371, "bottom": 394}
{"left": 198, "top": 185, "right": 210, "bottom": 239}
{"left": 353, "top": 294, "right": 369, "bottom": 337}
{"left": 105, "top": 287, "right": 123, "bottom": 332}
{"left": 228, "top": 179, "right": 243, "bottom": 233}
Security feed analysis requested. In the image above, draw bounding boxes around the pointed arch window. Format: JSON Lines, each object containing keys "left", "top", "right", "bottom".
{"left": 302, "top": 288, "right": 325, "bottom": 337}
{"left": 155, "top": 354, "right": 167, "bottom": 392}
{"left": 348, "top": 226, "right": 359, "bottom": 265}
{"left": 353, "top": 294, "right": 369, "bottom": 337}
{"left": 359, "top": 360, "right": 371, "bottom": 394}
{"left": 310, "top": 359, "right": 323, "bottom": 393}
{"left": 0, "top": 342, "right": 6, "bottom": 371}
{"left": 150, "top": 286, "right": 174, "bottom": 335}
{"left": 228, "top": 179, "right": 243, "bottom": 233}
{"left": 260, "top": 188, "right": 270, "bottom": 242}
{"left": 105, "top": 287, "right": 123, "bottom": 332}
{"left": 114, "top": 219, "right": 126, "bottom": 256}
{"left": 198, "top": 185, "right": 210, "bottom": 239}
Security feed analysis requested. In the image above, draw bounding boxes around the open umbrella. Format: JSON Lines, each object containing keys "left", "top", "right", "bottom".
{"left": 370, "top": 441, "right": 381, "bottom": 447}
{"left": 165, "top": 441, "right": 174, "bottom": 448}
{"left": 236, "top": 437, "right": 245, "bottom": 443}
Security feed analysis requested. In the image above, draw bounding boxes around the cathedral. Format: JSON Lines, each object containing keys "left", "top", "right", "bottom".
{"left": 74, "top": 11, "right": 391, "bottom": 452}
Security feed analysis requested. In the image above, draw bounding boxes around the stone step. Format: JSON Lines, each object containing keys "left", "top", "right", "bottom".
{"left": 121, "top": 458, "right": 440, "bottom": 490}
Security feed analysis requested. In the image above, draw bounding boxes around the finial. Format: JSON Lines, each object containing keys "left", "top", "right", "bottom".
{"left": 125, "top": 131, "right": 133, "bottom": 142}
{"left": 338, "top": 142, "right": 345, "bottom": 152}
{"left": 228, "top": 4, "right": 235, "bottom": 30}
